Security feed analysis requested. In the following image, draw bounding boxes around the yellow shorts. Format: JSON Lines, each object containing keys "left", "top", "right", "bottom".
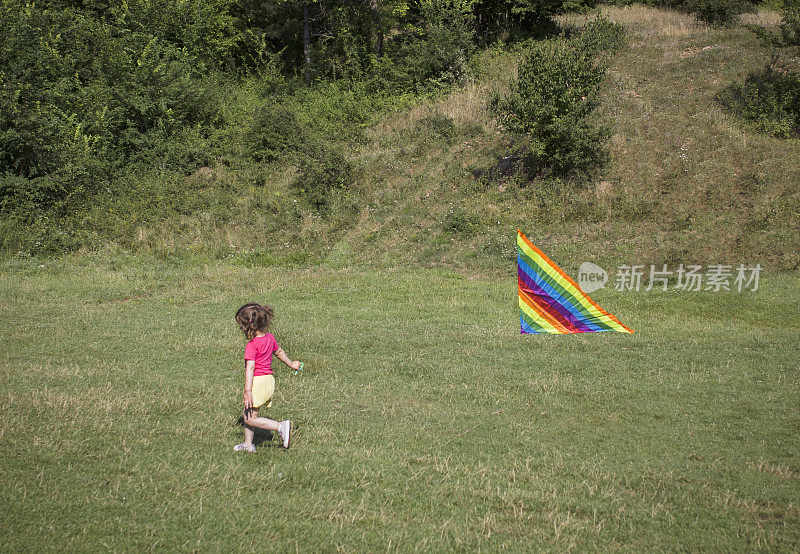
{"left": 252, "top": 374, "right": 275, "bottom": 409}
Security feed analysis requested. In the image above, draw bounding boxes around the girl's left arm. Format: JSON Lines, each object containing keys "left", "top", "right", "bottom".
{"left": 275, "top": 346, "right": 301, "bottom": 371}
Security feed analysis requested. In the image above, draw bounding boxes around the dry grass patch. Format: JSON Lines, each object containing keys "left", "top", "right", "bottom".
{"left": 596, "top": 5, "right": 707, "bottom": 38}
{"left": 369, "top": 49, "right": 516, "bottom": 139}
{"left": 741, "top": 9, "right": 783, "bottom": 27}
{"left": 369, "top": 82, "right": 499, "bottom": 139}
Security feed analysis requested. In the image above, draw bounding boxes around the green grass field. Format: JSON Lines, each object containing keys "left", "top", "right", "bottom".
{"left": 1, "top": 256, "right": 798, "bottom": 550}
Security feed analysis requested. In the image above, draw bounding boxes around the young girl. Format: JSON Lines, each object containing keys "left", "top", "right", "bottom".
{"left": 233, "top": 302, "right": 302, "bottom": 452}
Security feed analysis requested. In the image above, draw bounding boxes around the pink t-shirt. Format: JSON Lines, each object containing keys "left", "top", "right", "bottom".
{"left": 244, "top": 333, "right": 280, "bottom": 376}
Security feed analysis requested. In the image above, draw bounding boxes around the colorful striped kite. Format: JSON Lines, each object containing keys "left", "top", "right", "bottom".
{"left": 518, "top": 230, "right": 633, "bottom": 334}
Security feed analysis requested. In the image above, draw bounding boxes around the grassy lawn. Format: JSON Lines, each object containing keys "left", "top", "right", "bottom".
{"left": 1, "top": 257, "right": 798, "bottom": 550}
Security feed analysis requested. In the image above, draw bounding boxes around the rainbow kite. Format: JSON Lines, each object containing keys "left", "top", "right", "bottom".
{"left": 518, "top": 230, "right": 633, "bottom": 334}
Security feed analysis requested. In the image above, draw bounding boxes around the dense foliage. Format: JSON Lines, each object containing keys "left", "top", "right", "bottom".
{"left": 0, "top": 0, "right": 222, "bottom": 252}
{"left": 493, "top": 17, "right": 625, "bottom": 179}
{"left": 780, "top": 0, "right": 800, "bottom": 44}
{"left": 1, "top": 0, "right": 606, "bottom": 255}
{"left": 746, "top": 0, "right": 800, "bottom": 45}
{"left": 718, "top": 61, "right": 800, "bottom": 138}
{"left": 718, "top": 0, "right": 800, "bottom": 137}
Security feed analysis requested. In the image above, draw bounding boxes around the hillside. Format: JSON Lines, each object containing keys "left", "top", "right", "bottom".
{"left": 114, "top": 6, "right": 797, "bottom": 273}
{"left": 338, "top": 5, "right": 798, "bottom": 271}
{"left": 4, "top": 5, "right": 799, "bottom": 273}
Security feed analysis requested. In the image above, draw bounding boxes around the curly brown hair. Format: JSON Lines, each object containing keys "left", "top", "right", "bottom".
{"left": 235, "top": 303, "right": 275, "bottom": 340}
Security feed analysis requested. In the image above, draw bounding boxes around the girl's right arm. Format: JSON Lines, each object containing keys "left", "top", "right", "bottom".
{"left": 243, "top": 360, "right": 255, "bottom": 410}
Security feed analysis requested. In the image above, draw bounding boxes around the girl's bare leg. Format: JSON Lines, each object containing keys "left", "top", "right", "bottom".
{"left": 244, "top": 408, "right": 280, "bottom": 445}
{"left": 243, "top": 420, "right": 255, "bottom": 446}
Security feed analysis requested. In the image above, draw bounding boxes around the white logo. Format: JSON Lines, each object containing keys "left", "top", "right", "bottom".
{"left": 578, "top": 262, "right": 608, "bottom": 293}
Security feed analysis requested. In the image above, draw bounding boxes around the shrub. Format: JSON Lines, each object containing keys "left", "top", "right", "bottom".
{"left": 493, "top": 36, "right": 609, "bottom": 179}
{"left": 285, "top": 80, "right": 400, "bottom": 145}
{"left": 0, "top": 2, "right": 218, "bottom": 211}
{"left": 686, "top": 0, "right": 752, "bottom": 27}
{"left": 717, "top": 62, "right": 800, "bottom": 138}
{"left": 574, "top": 15, "right": 627, "bottom": 57}
{"left": 291, "top": 144, "right": 355, "bottom": 211}
{"left": 780, "top": 0, "right": 800, "bottom": 45}
{"left": 124, "top": 0, "right": 244, "bottom": 69}
{"left": 443, "top": 208, "right": 481, "bottom": 235}
{"left": 242, "top": 104, "right": 307, "bottom": 162}
{"left": 472, "top": 0, "right": 599, "bottom": 42}
{"left": 414, "top": 113, "right": 458, "bottom": 144}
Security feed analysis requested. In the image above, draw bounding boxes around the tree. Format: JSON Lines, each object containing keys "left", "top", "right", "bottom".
{"left": 473, "top": 0, "right": 597, "bottom": 40}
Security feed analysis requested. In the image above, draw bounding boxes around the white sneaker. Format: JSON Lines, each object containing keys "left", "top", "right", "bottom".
{"left": 278, "top": 420, "right": 291, "bottom": 448}
{"left": 233, "top": 443, "right": 255, "bottom": 453}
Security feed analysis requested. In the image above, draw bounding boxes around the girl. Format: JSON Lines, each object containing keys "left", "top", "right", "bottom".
{"left": 233, "top": 302, "right": 302, "bottom": 452}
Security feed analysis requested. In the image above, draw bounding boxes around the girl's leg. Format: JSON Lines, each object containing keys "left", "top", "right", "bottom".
{"left": 241, "top": 407, "right": 291, "bottom": 450}
{"left": 243, "top": 410, "right": 256, "bottom": 446}
{"left": 244, "top": 407, "right": 280, "bottom": 434}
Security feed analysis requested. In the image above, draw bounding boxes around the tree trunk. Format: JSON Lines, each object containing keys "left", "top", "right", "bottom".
{"left": 371, "top": 0, "right": 383, "bottom": 59}
{"left": 303, "top": 1, "right": 311, "bottom": 82}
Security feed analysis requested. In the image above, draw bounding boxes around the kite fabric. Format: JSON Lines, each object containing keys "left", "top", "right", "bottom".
{"left": 517, "top": 230, "right": 633, "bottom": 334}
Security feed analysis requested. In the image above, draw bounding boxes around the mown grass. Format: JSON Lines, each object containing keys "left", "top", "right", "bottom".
{"left": 1, "top": 255, "right": 798, "bottom": 550}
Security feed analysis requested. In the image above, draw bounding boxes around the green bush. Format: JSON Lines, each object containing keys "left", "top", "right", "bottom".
{"left": 414, "top": 113, "right": 458, "bottom": 144}
{"left": 472, "top": 0, "right": 599, "bottom": 42}
{"left": 291, "top": 144, "right": 355, "bottom": 211}
{"left": 0, "top": 2, "right": 218, "bottom": 209}
{"left": 312, "top": 14, "right": 374, "bottom": 82}
{"left": 686, "top": 0, "right": 752, "bottom": 27}
{"left": 286, "top": 80, "right": 404, "bottom": 144}
{"left": 574, "top": 15, "right": 627, "bottom": 57}
{"left": 443, "top": 207, "right": 481, "bottom": 235}
{"left": 717, "top": 62, "right": 800, "bottom": 138}
{"left": 242, "top": 104, "right": 307, "bottom": 163}
{"left": 493, "top": 35, "right": 609, "bottom": 179}
{"left": 780, "top": 0, "right": 800, "bottom": 45}
{"left": 124, "top": 0, "right": 246, "bottom": 70}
